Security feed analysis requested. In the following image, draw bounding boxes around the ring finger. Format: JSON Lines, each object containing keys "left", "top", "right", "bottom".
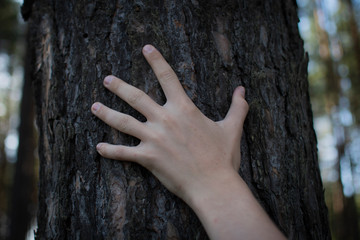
{"left": 91, "top": 102, "right": 150, "bottom": 140}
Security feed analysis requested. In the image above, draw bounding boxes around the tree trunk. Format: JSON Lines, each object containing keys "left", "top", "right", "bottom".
{"left": 313, "top": 2, "right": 359, "bottom": 239}
{"left": 8, "top": 27, "right": 37, "bottom": 240}
{"left": 24, "top": 0, "right": 331, "bottom": 239}
{"left": 344, "top": 0, "right": 360, "bottom": 123}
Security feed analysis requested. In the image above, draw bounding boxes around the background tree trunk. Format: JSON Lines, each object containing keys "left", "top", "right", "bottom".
{"left": 8, "top": 27, "right": 37, "bottom": 240}
{"left": 24, "top": 0, "right": 331, "bottom": 239}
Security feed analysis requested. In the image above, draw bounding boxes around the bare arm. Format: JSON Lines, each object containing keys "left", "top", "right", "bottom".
{"left": 91, "top": 45, "right": 286, "bottom": 240}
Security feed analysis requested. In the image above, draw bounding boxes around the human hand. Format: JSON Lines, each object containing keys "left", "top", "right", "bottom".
{"left": 91, "top": 44, "right": 248, "bottom": 203}
{"left": 91, "top": 45, "right": 286, "bottom": 240}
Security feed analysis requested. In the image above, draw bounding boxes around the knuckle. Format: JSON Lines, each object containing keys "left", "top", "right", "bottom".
{"left": 150, "top": 130, "right": 165, "bottom": 143}
{"left": 116, "top": 115, "right": 130, "bottom": 132}
{"left": 127, "top": 89, "right": 144, "bottom": 106}
{"left": 114, "top": 146, "right": 124, "bottom": 156}
{"left": 139, "top": 147, "right": 154, "bottom": 163}
{"left": 159, "top": 112, "right": 175, "bottom": 126}
{"left": 178, "top": 98, "right": 198, "bottom": 114}
{"left": 109, "top": 146, "right": 127, "bottom": 160}
{"left": 158, "top": 69, "right": 175, "bottom": 82}
{"left": 137, "top": 144, "right": 152, "bottom": 161}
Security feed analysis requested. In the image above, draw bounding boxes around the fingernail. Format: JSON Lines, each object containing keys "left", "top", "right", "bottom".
{"left": 238, "top": 86, "right": 245, "bottom": 98}
{"left": 104, "top": 76, "right": 113, "bottom": 85}
{"left": 143, "top": 44, "right": 154, "bottom": 53}
{"left": 92, "top": 103, "right": 101, "bottom": 112}
{"left": 96, "top": 143, "right": 103, "bottom": 150}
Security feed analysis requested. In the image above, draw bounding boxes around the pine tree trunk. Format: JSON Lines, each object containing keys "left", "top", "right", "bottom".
{"left": 8, "top": 27, "right": 37, "bottom": 240}
{"left": 24, "top": 0, "right": 331, "bottom": 239}
{"left": 345, "top": 0, "right": 360, "bottom": 123}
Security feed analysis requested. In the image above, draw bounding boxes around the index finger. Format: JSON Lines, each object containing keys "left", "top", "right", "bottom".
{"left": 142, "top": 45, "right": 188, "bottom": 103}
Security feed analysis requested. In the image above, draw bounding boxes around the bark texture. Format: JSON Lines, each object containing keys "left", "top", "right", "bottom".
{"left": 25, "top": 0, "right": 331, "bottom": 239}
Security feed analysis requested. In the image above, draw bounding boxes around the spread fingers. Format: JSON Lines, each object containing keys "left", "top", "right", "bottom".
{"left": 96, "top": 143, "right": 144, "bottom": 164}
{"left": 92, "top": 102, "right": 150, "bottom": 140}
{"left": 103, "top": 75, "right": 162, "bottom": 120}
{"left": 142, "top": 45, "right": 188, "bottom": 103}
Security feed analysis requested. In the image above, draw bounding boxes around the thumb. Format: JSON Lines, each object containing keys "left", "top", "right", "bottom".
{"left": 223, "top": 86, "right": 249, "bottom": 135}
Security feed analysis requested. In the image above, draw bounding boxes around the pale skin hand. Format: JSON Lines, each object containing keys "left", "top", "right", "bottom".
{"left": 91, "top": 45, "right": 286, "bottom": 240}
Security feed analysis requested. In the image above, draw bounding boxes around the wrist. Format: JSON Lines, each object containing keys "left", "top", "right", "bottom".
{"left": 183, "top": 170, "right": 286, "bottom": 240}
{"left": 184, "top": 169, "right": 247, "bottom": 214}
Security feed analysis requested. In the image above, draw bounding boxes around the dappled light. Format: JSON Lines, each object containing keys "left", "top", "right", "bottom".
{"left": 298, "top": 0, "right": 360, "bottom": 238}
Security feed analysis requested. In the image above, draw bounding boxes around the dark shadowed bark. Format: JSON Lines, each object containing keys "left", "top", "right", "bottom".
{"left": 24, "top": 0, "right": 330, "bottom": 239}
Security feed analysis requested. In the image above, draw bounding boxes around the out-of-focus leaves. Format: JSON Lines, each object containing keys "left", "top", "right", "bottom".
{"left": 0, "top": 0, "right": 21, "bottom": 55}
{"left": 298, "top": 0, "right": 360, "bottom": 239}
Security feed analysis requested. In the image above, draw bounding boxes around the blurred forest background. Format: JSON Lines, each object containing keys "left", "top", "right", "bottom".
{"left": 0, "top": 0, "right": 359, "bottom": 239}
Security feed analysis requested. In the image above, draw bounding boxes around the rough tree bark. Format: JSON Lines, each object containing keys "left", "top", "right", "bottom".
{"left": 24, "top": 0, "right": 331, "bottom": 239}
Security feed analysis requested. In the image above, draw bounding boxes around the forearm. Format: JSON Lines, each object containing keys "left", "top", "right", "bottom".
{"left": 187, "top": 171, "right": 286, "bottom": 240}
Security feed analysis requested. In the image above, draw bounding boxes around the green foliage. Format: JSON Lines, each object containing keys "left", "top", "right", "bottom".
{"left": 298, "top": 0, "right": 360, "bottom": 238}
{"left": 0, "top": 1, "right": 27, "bottom": 239}
{"left": 0, "top": 0, "right": 21, "bottom": 55}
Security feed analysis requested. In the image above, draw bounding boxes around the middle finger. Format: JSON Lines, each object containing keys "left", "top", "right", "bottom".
{"left": 103, "top": 75, "right": 162, "bottom": 120}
